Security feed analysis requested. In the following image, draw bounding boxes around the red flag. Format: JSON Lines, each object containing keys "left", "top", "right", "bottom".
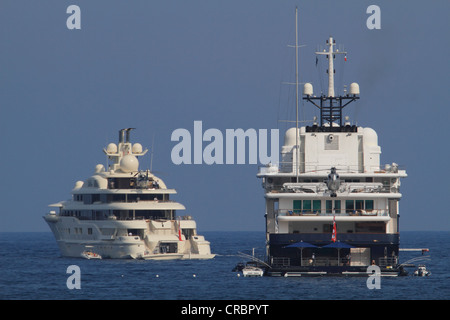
{"left": 178, "top": 219, "right": 183, "bottom": 241}
{"left": 331, "top": 216, "right": 337, "bottom": 242}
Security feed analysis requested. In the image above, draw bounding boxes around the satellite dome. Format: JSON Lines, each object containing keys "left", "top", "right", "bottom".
{"left": 284, "top": 127, "right": 299, "bottom": 146}
{"left": 132, "top": 143, "right": 143, "bottom": 154}
{"left": 349, "top": 82, "right": 360, "bottom": 95}
{"left": 120, "top": 155, "right": 139, "bottom": 172}
{"left": 74, "top": 181, "right": 84, "bottom": 189}
{"left": 95, "top": 164, "right": 105, "bottom": 173}
{"left": 303, "top": 83, "right": 313, "bottom": 96}
{"left": 106, "top": 143, "right": 118, "bottom": 153}
{"left": 363, "top": 127, "right": 378, "bottom": 146}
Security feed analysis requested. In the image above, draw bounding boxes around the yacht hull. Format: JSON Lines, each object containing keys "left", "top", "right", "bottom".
{"left": 265, "top": 233, "right": 405, "bottom": 276}
{"left": 44, "top": 215, "right": 214, "bottom": 260}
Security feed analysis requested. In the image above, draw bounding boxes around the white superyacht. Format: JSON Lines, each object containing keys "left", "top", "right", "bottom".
{"left": 257, "top": 20, "right": 408, "bottom": 276}
{"left": 44, "top": 128, "right": 215, "bottom": 260}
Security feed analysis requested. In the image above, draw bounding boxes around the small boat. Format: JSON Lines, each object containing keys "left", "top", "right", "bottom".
{"left": 242, "top": 266, "right": 264, "bottom": 277}
{"left": 413, "top": 265, "right": 430, "bottom": 277}
{"left": 81, "top": 251, "right": 102, "bottom": 259}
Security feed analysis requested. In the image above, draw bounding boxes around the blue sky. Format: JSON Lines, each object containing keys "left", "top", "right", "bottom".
{"left": 0, "top": 0, "right": 449, "bottom": 232}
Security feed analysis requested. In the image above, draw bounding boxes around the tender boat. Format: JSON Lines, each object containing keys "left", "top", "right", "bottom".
{"left": 414, "top": 265, "right": 431, "bottom": 277}
{"left": 242, "top": 266, "right": 264, "bottom": 277}
{"left": 81, "top": 251, "right": 102, "bottom": 260}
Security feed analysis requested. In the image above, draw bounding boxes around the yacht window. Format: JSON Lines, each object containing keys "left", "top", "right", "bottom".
{"left": 83, "top": 194, "right": 91, "bottom": 204}
{"left": 327, "top": 200, "right": 341, "bottom": 214}
{"left": 346, "top": 200, "right": 355, "bottom": 214}
{"left": 356, "top": 200, "right": 364, "bottom": 211}
{"left": 365, "top": 200, "right": 374, "bottom": 211}
{"left": 302, "top": 200, "right": 312, "bottom": 212}
{"left": 335, "top": 200, "right": 341, "bottom": 213}
{"left": 292, "top": 200, "right": 316, "bottom": 214}
{"left": 293, "top": 200, "right": 302, "bottom": 214}
{"left": 313, "top": 200, "right": 321, "bottom": 213}
{"left": 345, "top": 200, "right": 374, "bottom": 213}
{"left": 326, "top": 200, "right": 332, "bottom": 213}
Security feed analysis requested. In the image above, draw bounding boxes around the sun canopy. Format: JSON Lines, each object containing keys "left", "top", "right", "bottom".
{"left": 321, "top": 242, "right": 355, "bottom": 249}
{"left": 285, "top": 241, "right": 318, "bottom": 248}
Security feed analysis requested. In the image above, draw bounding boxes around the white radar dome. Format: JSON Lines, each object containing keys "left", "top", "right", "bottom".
{"left": 95, "top": 164, "right": 105, "bottom": 173}
{"left": 349, "top": 82, "right": 360, "bottom": 95}
{"left": 284, "top": 127, "right": 299, "bottom": 146}
{"left": 74, "top": 181, "right": 84, "bottom": 189}
{"left": 363, "top": 127, "right": 378, "bottom": 146}
{"left": 106, "top": 143, "right": 118, "bottom": 153}
{"left": 120, "top": 154, "right": 139, "bottom": 173}
{"left": 303, "top": 83, "right": 313, "bottom": 96}
{"left": 132, "top": 143, "right": 143, "bottom": 154}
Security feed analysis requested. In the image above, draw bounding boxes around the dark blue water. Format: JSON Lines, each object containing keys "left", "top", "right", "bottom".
{"left": 0, "top": 231, "right": 448, "bottom": 300}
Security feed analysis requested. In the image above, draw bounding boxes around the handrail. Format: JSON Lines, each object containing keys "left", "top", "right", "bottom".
{"left": 276, "top": 208, "right": 388, "bottom": 217}
{"left": 272, "top": 256, "right": 397, "bottom": 267}
{"left": 264, "top": 182, "right": 396, "bottom": 194}
{"left": 259, "top": 162, "right": 404, "bottom": 174}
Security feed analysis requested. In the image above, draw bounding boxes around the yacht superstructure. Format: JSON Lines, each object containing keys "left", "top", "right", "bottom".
{"left": 258, "top": 26, "right": 407, "bottom": 275}
{"left": 44, "top": 129, "right": 215, "bottom": 260}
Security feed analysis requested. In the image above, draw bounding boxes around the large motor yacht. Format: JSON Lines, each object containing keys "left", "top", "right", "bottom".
{"left": 44, "top": 128, "right": 215, "bottom": 260}
{"left": 257, "top": 30, "right": 407, "bottom": 276}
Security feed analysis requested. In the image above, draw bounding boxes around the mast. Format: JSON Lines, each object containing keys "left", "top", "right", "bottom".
{"left": 326, "top": 36, "right": 336, "bottom": 97}
{"left": 295, "top": 7, "right": 299, "bottom": 182}
{"left": 303, "top": 37, "right": 360, "bottom": 130}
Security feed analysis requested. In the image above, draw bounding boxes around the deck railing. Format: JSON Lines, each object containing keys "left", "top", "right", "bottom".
{"left": 275, "top": 209, "right": 388, "bottom": 217}
{"left": 259, "top": 162, "right": 403, "bottom": 175}
{"left": 271, "top": 257, "right": 351, "bottom": 267}
{"left": 271, "top": 257, "right": 397, "bottom": 267}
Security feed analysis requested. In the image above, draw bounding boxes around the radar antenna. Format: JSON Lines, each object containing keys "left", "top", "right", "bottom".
{"left": 303, "top": 37, "right": 360, "bottom": 131}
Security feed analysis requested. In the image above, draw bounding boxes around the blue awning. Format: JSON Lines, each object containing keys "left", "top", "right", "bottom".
{"left": 321, "top": 241, "right": 355, "bottom": 249}
{"left": 285, "top": 241, "right": 318, "bottom": 248}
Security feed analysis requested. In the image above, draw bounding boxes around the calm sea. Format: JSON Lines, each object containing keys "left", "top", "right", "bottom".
{"left": 0, "top": 231, "right": 448, "bottom": 302}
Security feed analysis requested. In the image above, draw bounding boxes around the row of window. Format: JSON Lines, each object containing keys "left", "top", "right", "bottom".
{"left": 60, "top": 227, "right": 93, "bottom": 235}
{"left": 288, "top": 178, "right": 370, "bottom": 183}
{"left": 292, "top": 199, "right": 375, "bottom": 214}
{"left": 107, "top": 177, "right": 160, "bottom": 189}
{"left": 73, "top": 193, "right": 166, "bottom": 204}
{"left": 61, "top": 209, "right": 175, "bottom": 220}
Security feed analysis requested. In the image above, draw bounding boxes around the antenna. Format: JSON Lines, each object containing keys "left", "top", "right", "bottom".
{"left": 286, "top": 8, "right": 306, "bottom": 182}
{"left": 295, "top": 7, "right": 299, "bottom": 183}
{"left": 303, "top": 37, "right": 360, "bottom": 130}
{"left": 314, "top": 36, "right": 346, "bottom": 97}
{"left": 150, "top": 133, "right": 155, "bottom": 172}
{"left": 284, "top": 8, "right": 307, "bottom": 181}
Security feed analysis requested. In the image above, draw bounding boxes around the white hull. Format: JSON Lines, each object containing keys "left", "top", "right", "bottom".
{"left": 45, "top": 215, "right": 215, "bottom": 260}
{"left": 44, "top": 129, "right": 215, "bottom": 261}
{"left": 242, "top": 267, "right": 264, "bottom": 277}
{"left": 137, "top": 253, "right": 215, "bottom": 260}
{"left": 56, "top": 239, "right": 146, "bottom": 259}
